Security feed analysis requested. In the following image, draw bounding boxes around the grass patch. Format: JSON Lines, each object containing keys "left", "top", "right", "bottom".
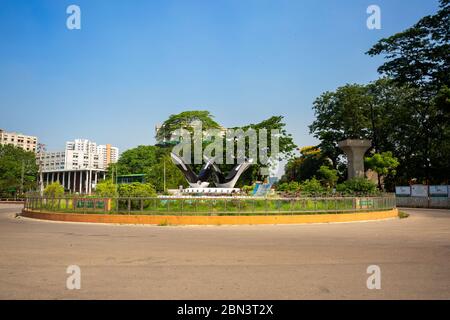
{"left": 398, "top": 211, "right": 409, "bottom": 219}
{"left": 157, "top": 220, "right": 170, "bottom": 226}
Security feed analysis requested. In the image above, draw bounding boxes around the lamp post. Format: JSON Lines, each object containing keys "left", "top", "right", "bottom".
{"left": 37, "top": 143, "right": 46, "bottom": 196}
{"left": 20, "top": 160, "right": 24, "bottom": 196}
{"left": 163, "top": 159, "right": 166, "bottom": 193}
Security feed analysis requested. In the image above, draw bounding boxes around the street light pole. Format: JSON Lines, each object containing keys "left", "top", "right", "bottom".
{"left": 115, "top": 165, "right": 118, "bottom": 195}
{"left": 163, "top": 159, "right": 166, "bottom": 193}
{"left": 37, "top": 143, "right": 46, "bottom": 196}
{"left": 20, "top": 160, "right": 24, "bottom": 196}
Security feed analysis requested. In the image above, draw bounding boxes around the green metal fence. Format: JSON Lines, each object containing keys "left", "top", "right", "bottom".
{"left": 24, "top": 195, "right": 396, "bottom": 216}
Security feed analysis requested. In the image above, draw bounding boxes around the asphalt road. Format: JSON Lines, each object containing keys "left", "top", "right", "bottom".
{"left": 0, "top": 203, "right": 449, "bottom": 299}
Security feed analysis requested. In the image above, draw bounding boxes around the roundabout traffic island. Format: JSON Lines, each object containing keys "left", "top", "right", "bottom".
{"left": 21, "top": 196, "right": 398, "bottom": 225}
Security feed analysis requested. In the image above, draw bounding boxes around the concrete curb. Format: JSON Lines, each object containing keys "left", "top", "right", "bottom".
{"left": 21, "top": 208, "right": 399, "bottom": 225}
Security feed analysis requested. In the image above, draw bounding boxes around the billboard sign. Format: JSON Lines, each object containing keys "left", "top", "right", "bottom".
{"left": 395, "top": 186, "right": 411, "bottom": 197}
{"left": 429, "top": 185, "right": 448, "bottom": 197}
{"left": 411, "top": 184, "right": 428, "bottom": 197}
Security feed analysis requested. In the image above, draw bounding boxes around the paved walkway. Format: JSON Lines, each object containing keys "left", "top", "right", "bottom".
{"left": 0, "top": 204, "right": 449, "bottom": 299}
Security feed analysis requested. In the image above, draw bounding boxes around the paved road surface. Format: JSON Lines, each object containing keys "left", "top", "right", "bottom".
{"left": 0, "top": 204, "right": 449, "bottom": 299}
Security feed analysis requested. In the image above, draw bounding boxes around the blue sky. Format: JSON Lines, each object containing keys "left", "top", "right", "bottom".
{"left": 0, "top": 0, "right": 440, "bottom": 153}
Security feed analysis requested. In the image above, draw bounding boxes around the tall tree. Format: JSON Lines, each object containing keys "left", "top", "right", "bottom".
{"left": 367, "top": 0, "right": 450, "bottom": 182}
{"left": 109, "top": 145, "right": 160, "bottom": 175}
{"left": 108, "top": 145, "right": 187, "bottom": 192}
{"left": 156, "top": 110, "right": 221, "bottom": 143}
{"left": 144, "top": 153, "right": 188, "bottom": 192}
{"left": 157, "top": 110, "right": 297, "bottom": 186}
{"left": 365, "top": 79, "right": 436, "bottom": 184}
{"left": 230, "top": 115, "right": 297, "bottom": 184}
{"left": 280, "top": 146, "right": 333, "bottom": 183}
{"left": 366, "top": 0, "right": 449, "bottom": 90}
{"left": 0, "top": 145, "right": 38, "bottom": 197}
{"left": 309, "top": 84, "right": 372, "bottom": 167}
{"left": 365, "top": 151, "right": 400, "bottom": 189}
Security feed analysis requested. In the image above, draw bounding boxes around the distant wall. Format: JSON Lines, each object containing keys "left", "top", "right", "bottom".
{"left": 395, "top": 185, "right": 450, "bottom": 209}
{"left": 396, "top": 197, "right": 450, "bottom": 209}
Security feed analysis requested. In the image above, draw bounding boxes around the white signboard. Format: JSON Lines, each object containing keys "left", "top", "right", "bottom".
{"left": 395, "top": 186, "right": 411, "bottom": 196}
{"left": 429, "top": 185, "right": 448, "bottom": 197}
{"left": 411, "top": 184, "right": 428, "bottom": 197}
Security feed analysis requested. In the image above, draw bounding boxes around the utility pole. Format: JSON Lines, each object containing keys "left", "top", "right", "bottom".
{"left": 20, "top": 160, "right": 25, "bottom": 196}
{"left": 163, "top": 159, "right": 166, "bottom": 193}
{"left": 37, "top": 143, "right": 46, "bottom": 196}
{"left": 114, "top": 165, "right": 118, "bottom": 195}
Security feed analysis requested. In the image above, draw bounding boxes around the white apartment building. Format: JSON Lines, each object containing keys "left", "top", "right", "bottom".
{"left": 0, "top": 129, "right": 38, "bottom": 152}
{"left": 38, "top": 139, "right": 119, "bottom": 194}
{"left": 97, "top": 144, "right": 119, "bottom": 168}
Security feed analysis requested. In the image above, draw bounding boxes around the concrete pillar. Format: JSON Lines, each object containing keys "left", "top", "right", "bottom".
{"left": 85, "top": 170, "right": 88, "bottom": 194}
{"left": 62, "top": 172, "right": 65, "bottom": 190}
{"left": 79, "top": 171, "right": 82, "bottom": 194}
{"left": 338, "top": 139, "right": 371, "bottom": 180}
{"left": 73, "top": 172, "right": 76, "bottom": 194}
{"left": 88, "top": 170, "right": 91, "bottom": 195}
{"left": 68, "top": 171, "right": 71, "bottom": 193}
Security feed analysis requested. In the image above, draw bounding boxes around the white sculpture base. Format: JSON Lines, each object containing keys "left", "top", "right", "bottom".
{"left": 181, "top": 187, "right": 240, "bottom": 195}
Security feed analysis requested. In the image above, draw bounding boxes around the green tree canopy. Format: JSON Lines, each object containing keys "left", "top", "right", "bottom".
{"left": 280, "top": 146, "right": 333, "bottom": 184}
{"left": 366, "top": 0, "right": 450, "bottom": 183}
{"left": 365, "top": 152, "right": 399, "bottom": 189}
{"left": 0, "top": 144, "right": 38, "bottom": 197}
{"left": 366, "top": 0, "right": 449, "bottom": 90}
{"left": 156, "top": 110, "right": 221, "bottom": 142}
{"left": 226, "top": 115, "right": 297, "bottom": 185}
{"left": 110, "top": 145, "right": 160, "bottom": 175}
{"left": 156, "top": 110, "right": 297, "bottom": 187}
{"left": 235, "top": 115, "right": 297, "bottom": 160}
{"left": 144, "top": 153, "right": 187, "bottom": 192}
{"left": 309, "top": 77, "right": 449, "bottom": 186}
{"left": 309, "top": 84, "right": 372, "bottom": 166}
{"left": 108, "top": 145, "right": 187, "bottom": 192}
{"left": 317, "top": 165, "right": 339, "bottom": 188}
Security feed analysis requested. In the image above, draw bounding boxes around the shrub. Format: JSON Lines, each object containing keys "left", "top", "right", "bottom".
{"left": 276, "top": 182, "right": 288, "bottom": 192}
{"left": 95, "top": 180, "right": 118, "bottom": 197}
{"left": 44, "top": 182, "right": 64, "bottom": 198}
{"left": 365, "top": 151, "right": 399, "bottom": 189}
{"left": 277, "top": 181, "right": 300, "bottom": 193}
{"left": 300, "top": 178, "right": 325, "bottom": 195}
{"left": 317, "top": 165, "right": 338, "bottom": 188}
{"left": 118, "top": 182, "right": 157, "bottom": 197}
{"left": 241, "top": 185, "right": 255, "bottom": 194}
{"left": 336, "top": 177, "right": 377, "bottom": 195}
